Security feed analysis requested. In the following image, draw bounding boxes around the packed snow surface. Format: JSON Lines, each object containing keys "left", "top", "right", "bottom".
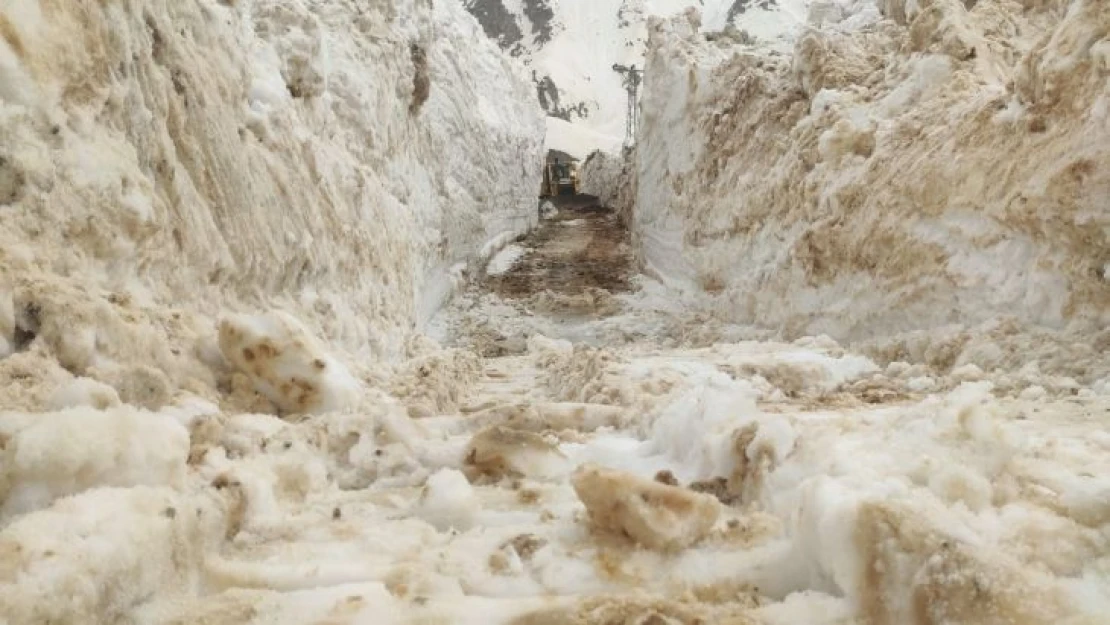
{"left": 11, "top": 257, "right": 1110, "bottom": 624}
{"left": 1, "top": 0, "right": 1109, "bottom": 624}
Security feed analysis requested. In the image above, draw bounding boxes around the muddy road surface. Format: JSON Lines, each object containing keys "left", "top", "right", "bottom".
{"left": 484, "top": 194, "right": 633, "bottom": 302}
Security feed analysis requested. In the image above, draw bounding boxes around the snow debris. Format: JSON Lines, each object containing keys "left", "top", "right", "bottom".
{"left": 390, "top": 347, "right": 482, "bottom": 417}
{"left": 573, "top": 463, "right": 721, "bottom": 551}
{"left": 486, "top": 244, "right": 527, "bottom": 277}
{"left": 0, "top": 486, "right": 230, "bottom": 624}
{"left": 218, "top": 311, "right": 361, "bottom": 416}
{"left": 415, "top": 468, "right": 480, "bottom": 532}
{"left": 46, "top": 376, "right": 122, "bottom": 411}
{"left": 0, "top": 407, "right": 189, "bottom": 521}
{"left": 538, "top": 200, "right": 559, "bottom": 220}
{"left": 465, "top": 425, "right": 569, "bottom": 481}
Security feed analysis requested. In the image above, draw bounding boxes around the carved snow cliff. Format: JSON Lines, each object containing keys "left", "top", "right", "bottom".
{"left": 0, "top": 0, "right": 543, "bottom": 618}
{"left": 579, "top": 148, "right": 636, "bottom": 224}
{"left": 635, "top": 0, "right": 1109, "bottom": 343}
{"left": 0, "top": 0, "right": 544, "bottom": 410}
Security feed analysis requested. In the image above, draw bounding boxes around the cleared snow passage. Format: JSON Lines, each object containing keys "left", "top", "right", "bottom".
{"left": 3, "top": 0, "right": 1109, "bottom": 622}
{"left": 4, "top": 186, "right": 1110, "bottom": 623}
{"left": 486, "top": 244, "right": 527, "bottom": 276}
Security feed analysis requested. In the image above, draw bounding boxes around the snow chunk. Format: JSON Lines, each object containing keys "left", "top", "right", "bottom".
{"left": 218, "top": 311, "right": 361, "bottom": 415}
{"left": 415, "top": 468, "right": 479, "bottom": 532}
{"left": 486, "top": 244, "right": 526, "bottom": 277}
{"left": 950, "top": 363, "right": 985, "bottom": 383}
{"left": 927, "top": 463, "right": 993, "bottom": 512}
{"left": 539, "top": 200, "right": 558, "bottom": 220}
{"left": 1, "top": 406, "right": 189, "bottom": 520}
{"left": 0, "top": 486, "right": 228, "bottom": 624}
{"left": 907, "top": 376, "right": 938, "bottom": 392}
{"left": 572, "top": 463, "right": 720, "bottom": 551}
{"left": 1019, "top": 384, "right": 1048, "bottom": 401}
{"left": 47, "top": 376, "right": 122, "bottom": 410}
{"left": 465, "top": 425, "right": 569, "bottom": 481}
{"left": 649, "top": 375, "right": 761, "bottom": 481}
{"left": 526, "top": 333, "right": 573, "bottom": 355}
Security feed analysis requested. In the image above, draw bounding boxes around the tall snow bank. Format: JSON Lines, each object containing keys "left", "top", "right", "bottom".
{"left": 635, "top": 1, "right": 1109, "bottom": 341}
{"left": 0, "top": 0, "right": 544, "bottom": 410}
{"left": 579, "top": 148, "right": 636, "bottom": 226}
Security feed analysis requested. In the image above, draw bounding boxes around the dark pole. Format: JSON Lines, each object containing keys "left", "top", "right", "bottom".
{"left": 612, "top": 63, "right": 644, "bottom": 146}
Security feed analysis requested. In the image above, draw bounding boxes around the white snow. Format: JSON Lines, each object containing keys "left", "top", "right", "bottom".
{"left": 218, "top": 311, "right": 363, "bottom": 415}
{"left": 0, "top": 486, "right": 228, "bottom": 624}
{"left": 0, "top": 407, "right": 189, "bottom": 522}
{"left": 0, "top": 0, "right": 545, "bottom": 371}
{"left": 415, "top": 468, "right": 480, "bottom": 532}
{"left": 545, "top": 116, "right": 624, "bottom": 158}
{"left": 486, "top": 244, "right": 527, "bottom": 276}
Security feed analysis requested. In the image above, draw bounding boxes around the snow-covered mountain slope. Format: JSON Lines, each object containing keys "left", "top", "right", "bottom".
{"left": 462, "top": 0, "right": 813, "bottom": 157}
{"left": 635, "top": 0, "right": 1109, "bottom": 348}
{"left": 0, "top": 0, "right": 543, "bottom": 413}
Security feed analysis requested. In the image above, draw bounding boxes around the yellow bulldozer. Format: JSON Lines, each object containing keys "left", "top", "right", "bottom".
{"left": 540, "top": 158, "right": 579, "bottom": 197}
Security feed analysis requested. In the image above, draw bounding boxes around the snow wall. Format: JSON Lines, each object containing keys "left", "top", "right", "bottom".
{"left": 635, "top": 1, "right": 1109, "bottom": 343}
{"left": 579, "top": 148, "right": 636, "bottom": 225}
{"left": 0, "top": 0, "right": 544, "bottom": 401}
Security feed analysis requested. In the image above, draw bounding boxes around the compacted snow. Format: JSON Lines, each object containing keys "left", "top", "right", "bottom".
{"left": 633, "top": 0, "right": 1109, "bottom": 345}
{"left": 0, "top": 0, "right": 544, "bottom": 373}
{"left": 1, "top": 0, "right": 1109, "bottom": 624}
